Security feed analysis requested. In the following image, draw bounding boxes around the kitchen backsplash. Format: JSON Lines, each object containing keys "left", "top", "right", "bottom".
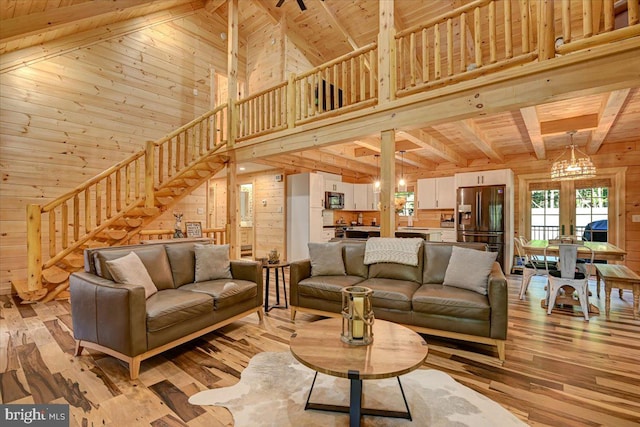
{"left": 330, "top": 209, "right": 454, "bottom": 227}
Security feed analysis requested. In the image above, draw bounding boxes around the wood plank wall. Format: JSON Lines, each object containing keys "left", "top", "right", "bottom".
{"left": 0, "top": 10, "right": 245, "bottom": 294}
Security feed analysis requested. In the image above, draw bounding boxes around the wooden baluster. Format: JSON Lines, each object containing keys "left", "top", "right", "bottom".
{"left": 521, "top": 0, "right": 530, "bottom": 53}
{"left": 474, "top": 7, "right": 483, "bottom": 67}
{"left": 350, "top": 57, "right": 356, "bottom": 105}
{"left": 459, "top": 14, "right": 466, "bottom": 72}
{"left": 158, "top": 144, "right": 164, "bottom": 185}
{"left": 423, "top": 28, "right": 429, "bottom": 82}
{"left": 489, "top": 1, "right": 497, "bottom": 63}
{"left": 125, "top": 164, "right": 131, "bottom": 205}
{"left": 49, "top": 208, "right": 56, "bottom": 257}
{"left": 135, "top": 157, "right": 141, "bottom": 199}
{"left": 95, "top": 182, "right": 102, "bottom": 227}
{"left": 584, "top": 0, "right": 593, "bottom": 37}
{"left": 73, "top": 195, "right": 79, "bottom": 241}
{"left": 341, "top": 60, "right": 348, "bottom": 106}
{"left": 409, "top": 32, "right": 416, "bottom": 86}
{"left": 629, "top": 0, "right": 639, "bottom": 25}
{"left": 85, "top": 190, "right": 91, "bottom": 233}
{"left": 397, "top": 36, "right": 404, "bottom": 90}
{"left": 288, "top": 75, "right": 296, "bottom": 127}
{"left": 539, "top": 0, "right": 556, "bottom": 60}
{"left": 175, "top": 134, "right": 181, "bottom": 173}
{"left": 26, "top": 204, "right": 42, "bottom": 291}
{"left": 199, "top": 120, "right": 205, "bottom": 155}
{"left": 106, "top": 176, "right": 112, "bottom": 219}
{"left": 333, "top": 64, "right": 339, "bottom": 107}
{"left": 369, "top": 49, "right": 376, "bottom": 97}
{"left": 504, "top": 1, "right": 513, "bottom": 58}
{"left": 183, "top": 130, "right": 189, "bottom": 167}
{"left": 144, "top": 141, "right": 154, "bottom": 209}
{"left": 317, "top": 70, "right": 324, "bottom": 113}
{"left": 167, "top": 137, "right": 173, "bottom": 177}
{"left": 260, "top": 93, "right": 265, "bottom": 132}
{"left": 359, "top": 56, "right": 365, "bottom": 101}
{"left": 434, "top": 23, "right": 441, "bottom": 79}
{"left": 115, "top": 169, "right": 122, "bottom": 211}
{"left": 61, "top": 202, "right": 68, "bottom": 249}
{"left": 603, "top": 0, "right": 614, "bottom": 31}
{"left": 447, "top": 18, "right": 454, "bottom": 75}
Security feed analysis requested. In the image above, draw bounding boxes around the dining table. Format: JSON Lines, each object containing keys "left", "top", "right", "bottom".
{"left": 522, "top": 240, "right": 626, "bottom": 262}
{"left": 521, "top": 240, "right": 627, "bottom": 317}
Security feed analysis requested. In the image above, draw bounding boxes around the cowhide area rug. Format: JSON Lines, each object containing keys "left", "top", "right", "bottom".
{"left": 189, "top": 352, "right": 526, "bottom": 427}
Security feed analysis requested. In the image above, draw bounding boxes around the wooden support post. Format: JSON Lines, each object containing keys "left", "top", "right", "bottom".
{"left": 380, "top": 129, "right": 396, "bottom": 237}
{"left": 27, "top": 204, "right": 42, "bottom": 292}
{"left": 144, "top": 141, "right": 155, "bottom": 208}
{"left": 378, "top": 0, "right": 395, "bottom": 102}
{"left": 226, "top": 152, "right": 240, "bottom": 260}
{"left": 227, "top": 0, "right": 238, "bottom": 147}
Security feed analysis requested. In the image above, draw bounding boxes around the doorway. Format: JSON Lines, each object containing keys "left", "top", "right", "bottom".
{"left": 240, "top": 183, "right": 254, "bottom": 258}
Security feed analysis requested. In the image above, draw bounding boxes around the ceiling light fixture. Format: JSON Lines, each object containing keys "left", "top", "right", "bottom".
{"left": 550, "top": 130, "right": 596, "bottom": 181}
{"left": 398, "top": 151, "right": 407, "bottom": 192}
{"left": 373, "top": 154, "right": 381, "bottom": 194}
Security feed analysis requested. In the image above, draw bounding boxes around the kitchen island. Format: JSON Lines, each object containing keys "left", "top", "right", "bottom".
{"left": 332, "top": 226, "right": 443, "bottom": 241}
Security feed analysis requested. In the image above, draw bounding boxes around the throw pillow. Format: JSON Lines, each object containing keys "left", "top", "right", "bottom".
{"left": 106, "top": 252, "right": 158, "bottom": 299}
{"left": 308, "top": 242, "right": 346, "bottom": 276}
{"left": 194, "top": 244, "right": 233, "bottom": 282}
{"left": 443, "top": 246, "right": 497, "bottom": 295}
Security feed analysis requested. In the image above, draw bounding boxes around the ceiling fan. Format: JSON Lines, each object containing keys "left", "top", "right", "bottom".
{"left": 276, "top": 0, "right": 323, "bottom": 11}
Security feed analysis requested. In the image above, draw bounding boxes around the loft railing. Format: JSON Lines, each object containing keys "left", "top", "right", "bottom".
{"left": 25, "top": 105, "right": 228, "bottom": 292}
{"left": 394, "top": 0, "right": 538, "bottom": 96}
{"left": 236, "top": 82, "right": 288, "bottom": 141}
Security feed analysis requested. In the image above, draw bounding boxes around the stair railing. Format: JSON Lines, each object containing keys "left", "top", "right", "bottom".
{"left": 26, "top": 104, "right": 228, "bottom": 293}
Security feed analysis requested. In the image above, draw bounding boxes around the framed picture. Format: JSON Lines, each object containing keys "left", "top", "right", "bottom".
{"left": 185, "top": 221, "right": 203, "bottom": 238}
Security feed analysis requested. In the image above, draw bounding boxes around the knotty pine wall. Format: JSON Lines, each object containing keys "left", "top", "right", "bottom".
{"left": 0, "top": 10, "right": 246, "bottom": 294}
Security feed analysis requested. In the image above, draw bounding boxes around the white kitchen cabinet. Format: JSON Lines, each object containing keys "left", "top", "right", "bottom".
{"left": 325, "top": 180, "right": 339, "bottom": 192}
{"left": 440, "top": 229, "right": 456, "bottom": 242}
{"left": 320, "top": 229, "right": 335, "bottom": 242}
{"left": 287, "top": 173, "right": 325, "bottom": 261}
{"left": 454, "top": 169, "right": 511, "bottom": 188}
{"left": 416, "top": 176, "right": 454, "bottom": 209}
{"left": 338, "top": 182, "right": 354, "bottom": 210}
{"left": 350, "top": 183, "right": 379, "bottom": 211}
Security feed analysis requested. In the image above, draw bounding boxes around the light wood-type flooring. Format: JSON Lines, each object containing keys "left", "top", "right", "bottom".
{"left": 1, "top": 272, "right": 639, "bottom": 426}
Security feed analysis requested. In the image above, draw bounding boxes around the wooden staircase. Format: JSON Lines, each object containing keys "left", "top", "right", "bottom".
{"left": 19, "top": 106, "right": 228, "bottom": 302}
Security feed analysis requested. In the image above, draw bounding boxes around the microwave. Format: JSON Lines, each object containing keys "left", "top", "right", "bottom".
{"left": 325, "top": 191, "right": 344, "bottom": 209}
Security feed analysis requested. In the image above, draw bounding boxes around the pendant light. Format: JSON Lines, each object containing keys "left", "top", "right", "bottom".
{"left": 397, "top": 150, "right": 407, "bottom": 192}
{"left": 550, "top": 130, "right": 596, "bottom": 181}
{"left": 373, "top": 154, "right": 381, "bottom": 194}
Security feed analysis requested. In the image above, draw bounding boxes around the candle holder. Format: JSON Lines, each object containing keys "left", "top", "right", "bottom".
{"left": 341, "top": 286, "right": 374, "bottom": 346}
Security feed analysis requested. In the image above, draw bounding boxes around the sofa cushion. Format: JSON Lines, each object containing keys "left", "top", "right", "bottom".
{"left": 368, "top": 244, "right": 423, "bottom": 283}
{"left": 146, "top": 289, "right": 213, "bottom": 332}
{"left": 443, "top": 246, "right": 497, "bottom": 295}
{"left": 309, "top": 242, "right": 346, "bottom": 276}
{"left": 364, "top": 237, "right": 422, "bottom": 266}
{"left": 194, "top": 244, "right": 233, "bottom": 282}
{"left": 359, "top": 278, "right": 421, "bottom": 311}
{"left": 180, "top": 279, "right": 257, "bottom": 310}
{"left": 96, "top": 245, "right": 175, "bottom": 290}
{"left": 412, "top": 284, "right": 490, "bottom": 320}
{"left": 165, "top": 242, "right": 196, "bottom": 287}
{"left": 298, "top": 276, "right": 365, "bottom": 302}
{"left": 106, "top": 252, "right": 158, "bottom": 299}
{"left": 343, "top": 242, "right": 368, "bottom": 278}
{"left": 422, "top": 244, "right": 453, "bottom": 285}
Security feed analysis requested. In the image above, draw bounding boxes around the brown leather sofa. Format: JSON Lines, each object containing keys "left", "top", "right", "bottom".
{"left": 290, "top": 241, "right": 508, "bottom": 360}
{"left": 69, "top": 241, "right": 263, "bottom": 379}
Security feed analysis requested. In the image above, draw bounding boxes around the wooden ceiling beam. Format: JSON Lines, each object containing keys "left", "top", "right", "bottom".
{"left": 316, "top": 0, "right": 359, "bottom": 52}
{"left": 457, "top": 119, "right": 504, "bottom": 163}
{"left": 520, "top": 106, "right": 547, "bottom": 160}
{"left": 398, "top": 130, "right": 468, "bottom": 166}
{"left": 586, "top": 88, "right": 631, "bottom": 154}
{"left": 204, "top": 0, "right": 226, "bottom": 14}
{"left": 263, "top": 153, "right": 373, "bottom": 179}
{"left": 318, "top": 146, "right": 380, "bottom": 173}
{"left": 539, "top": 113, "right": 599, "bottom": 135}
{"left": 402, "top": 152, "right": 437, "bottom": 170}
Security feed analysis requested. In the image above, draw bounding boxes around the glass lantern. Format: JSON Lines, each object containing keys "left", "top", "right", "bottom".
{"left": 341, "top": 286, "right": 374, "bottom": 345}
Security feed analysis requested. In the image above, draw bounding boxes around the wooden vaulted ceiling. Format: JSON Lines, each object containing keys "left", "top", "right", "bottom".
{"left": 2, "top": 0, "right": 638, "bottom": 179}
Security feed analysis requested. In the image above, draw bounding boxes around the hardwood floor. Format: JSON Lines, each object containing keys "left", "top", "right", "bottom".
{"left": 1, "top": 272, "right": 639, "bottom": 426}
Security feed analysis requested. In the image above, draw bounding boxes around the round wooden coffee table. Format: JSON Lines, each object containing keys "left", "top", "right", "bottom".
{"left": 290, "top": 317, "right": 428, "bottom": 427}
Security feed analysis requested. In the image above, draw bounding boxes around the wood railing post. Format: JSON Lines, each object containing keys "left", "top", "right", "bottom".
{"left": 287, "top": 73, "right": 296, "bottom": 129}
{"left": 26, "top": 204, "right": 42, "bottom": 291}
{"left": 539, "top": 0, "right": 556, "bottom": 60}
{"left": 378, "top": 0, "right": 396, "bottom": 102}
{"left": 144, "top": 141, "right": 155, "bottom": 208}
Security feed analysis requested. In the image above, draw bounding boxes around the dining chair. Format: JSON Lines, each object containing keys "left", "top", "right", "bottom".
{"left": 514, "top": 237, "right": 556, "bottom": 300}
{"left": 545, "top": 243, "right": 595, "bottom": 320}
{"left": 550, "top": 237, "right": 587, "bottom": 275}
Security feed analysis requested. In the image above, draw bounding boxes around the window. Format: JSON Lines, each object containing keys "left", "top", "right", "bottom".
{"left": 575, "top": 186, "right": 608, "bottom": 240}
{"left": 530, "top": 189, "right": 559, "bottom": 239}
{"left": 394, "top": 191, "right": 414, "bottom": 216}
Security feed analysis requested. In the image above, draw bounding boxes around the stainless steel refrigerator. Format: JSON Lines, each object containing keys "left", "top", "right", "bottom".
{"left": 456, "top": 185, "right": 506, "bottom": 269}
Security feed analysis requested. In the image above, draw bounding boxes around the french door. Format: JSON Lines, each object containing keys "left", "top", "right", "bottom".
{"left": 522, "top": 168, "right": 625, "bottom": 246}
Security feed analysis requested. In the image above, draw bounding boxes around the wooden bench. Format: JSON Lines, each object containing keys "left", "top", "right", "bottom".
{"left": 595, "top": 264, "right": 640, "bottom": 319}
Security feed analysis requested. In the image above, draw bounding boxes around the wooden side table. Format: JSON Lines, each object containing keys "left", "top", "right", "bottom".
{"left": 595, "top": 264, "right": 640, "bottom": 319}
{"left": 262, "top": 261, "right": 289, "bottom": 312}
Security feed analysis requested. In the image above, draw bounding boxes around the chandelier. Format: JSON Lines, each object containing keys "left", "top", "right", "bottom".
{"left": 550, "top": 131, "right": 596, "bottom": 181}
